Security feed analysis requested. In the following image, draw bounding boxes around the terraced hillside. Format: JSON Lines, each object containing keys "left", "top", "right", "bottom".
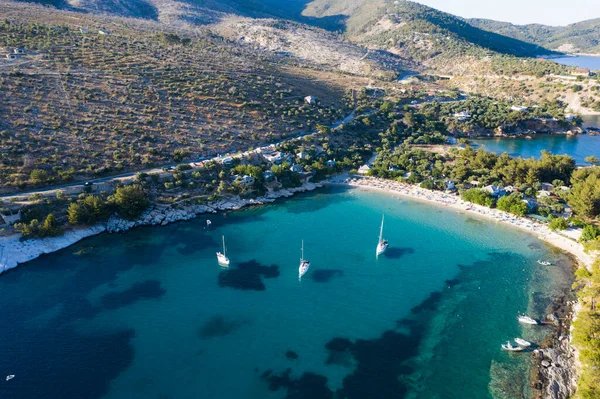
{"left": 0, "top": 3, "right": 360, "bottom": 194}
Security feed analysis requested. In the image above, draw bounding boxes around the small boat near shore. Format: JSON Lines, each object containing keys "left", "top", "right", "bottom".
{"left": 501, "top": 341, "right": 524, "bottom": 352}
{"left": 537, "top": 260, "right": 551, "bottom": 266}
{"left": 6, "top": 375, "right": 15, "bottom": 381}
{"left": 515, "top": 338, "right": 532, "bottom": 347}
{"left": 518, "top": 315, "right": 538, "bottom": 325}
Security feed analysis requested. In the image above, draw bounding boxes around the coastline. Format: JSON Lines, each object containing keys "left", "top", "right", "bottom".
{"left": 0, "top": 182, "right": 324, "bottom": 274}
{"left": 325, "top": 175, "right": 584, "bottom": 399}
{"left": 2, "top": 176, "right": 592, "bottom": 274}
{"left": 0, "top": 174, "right": 588, "bottom": 397}
{"left": 326, "top": 176, "right": 593, "bottom": 270}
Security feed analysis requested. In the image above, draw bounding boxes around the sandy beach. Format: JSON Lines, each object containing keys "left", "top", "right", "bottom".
{"left": 326, "top": 175, "right": 594, "bottom": 269}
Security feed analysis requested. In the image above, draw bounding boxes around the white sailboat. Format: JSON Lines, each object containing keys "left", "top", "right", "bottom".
{"left": 216, "top": 235, "right": 230, "bottom": 266}
{"left": 6, "top": 375, "right": 15, "bottom": 381}
{"left": 299, "top": 240, "right": 310, "bottom": 279}
{"left": 376, "top": 215, "right": 389, "bottom": 257}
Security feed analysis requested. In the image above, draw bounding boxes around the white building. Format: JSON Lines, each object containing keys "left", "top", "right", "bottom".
{"left": 358, "top": 164, "right": 371, "bottom": 175}
{"left": 453, "top": 111, "right": 471, "bottom": 121}
{"left": 240, "top": 175, "right": 255, "bottom": 187}
{"left": 510, "top": 106, "right": 528, "bottom": 112}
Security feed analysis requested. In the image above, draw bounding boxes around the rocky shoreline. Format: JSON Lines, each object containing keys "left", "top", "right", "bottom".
{"left": 532, "top": 290, "right": 579, "bottom": 399}
{"left": 0, "top": 182, "right": 322, "bottom": 274}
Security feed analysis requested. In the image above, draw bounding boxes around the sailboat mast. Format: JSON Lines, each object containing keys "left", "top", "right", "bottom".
{"left": 222, "top": 236, "right": 226, "bottom": 256}
{"left": 301, "top": 240, "right": 304, "bottom": 260}
{"left": 379, "top": 215, "right": 384, "bottom": 242}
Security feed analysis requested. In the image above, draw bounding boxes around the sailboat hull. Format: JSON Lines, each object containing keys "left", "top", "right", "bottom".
{"left": 217, "top": 252, "right": 230, "bottom": 266}
{"left": 299, "top": 260, "right": 310, "bottom": 279}
{"left": 376, "top": 242, "right": 388, "bottom": 257}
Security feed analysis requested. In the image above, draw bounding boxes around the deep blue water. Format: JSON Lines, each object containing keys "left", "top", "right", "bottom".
{"left": 470, "top": 134, "right": 600, "bottom": 164}
{"left": 550, "top": 56, "right": 600, "bottom": 70}
{"left": 0, "top": 187, "right": 574, "bottom": 399}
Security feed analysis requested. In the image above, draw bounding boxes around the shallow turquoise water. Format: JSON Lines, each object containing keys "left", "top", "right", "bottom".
{"left": 470, "top": 133, "right": 600, "bottom": 164}
{"left": 0, "top": 187, "right": 574, "bottom": 399}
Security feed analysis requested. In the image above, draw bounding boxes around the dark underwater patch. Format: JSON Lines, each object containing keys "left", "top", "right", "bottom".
{"left": 311, "top": 269, "right": 344, "bottom": 283}
{"left": 262, "top": 369, "right": 334, "bottom": 399}
{"left": 384, "top": 247, "right": 415, "bottom": 259}
{"left": 101, "top": 280, "right": 166, "bottom": 310}
{"left": 445, "top": 278, "right": 461, "bottom": 288}
{"left": 198, "top": 315, "right": 250, "bottom": 338}
{"left": 263, "top": 282, "right": 444, "bottom": 399}
{"left": 285, "top": 350, "right": 299, "bottom": 360}
{"left": 218, "top": 260, "right": 279, "bottom": 291}
{"left": 410, "top": 291, "right": 442, "bottom": 314}
{"left": 325, "top": 337, "right": 354, "bottom": 367}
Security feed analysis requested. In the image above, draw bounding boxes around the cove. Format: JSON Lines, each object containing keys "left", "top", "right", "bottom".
{"left": 0, "top": 186, "right": 574, "bottom": 399}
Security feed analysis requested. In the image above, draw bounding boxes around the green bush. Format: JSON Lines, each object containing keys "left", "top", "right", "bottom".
{"left": 15, "top": 213, "right": 63, "bottom": 238}
{"left": 549, "top": 217, "right": 569, "bottom": 231}
{"left": 67, "top": 195, "right": 109, "bottom": 225}
{"left": 497, "top": 193, "right": 529, "bottom": 216}
{"left": 461, "top": 188, "right": 494, "bottom": 206}
{"left": 581, "top": 225, "right": 600, "bottom": 242}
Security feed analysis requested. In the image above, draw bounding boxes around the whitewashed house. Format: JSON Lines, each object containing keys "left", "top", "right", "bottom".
{"left": 453, "top": 112, "right": 471, "bottom": 121}
{"left": 358, "top": 164, "right": 371, "bottom": 175}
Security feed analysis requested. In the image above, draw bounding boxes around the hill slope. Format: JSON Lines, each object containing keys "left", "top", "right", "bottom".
{"left": 468, "top": 18, "right": 600, "bottom": 54}
{"left": 0, "top": 2, "right": 368, "bottom": 193}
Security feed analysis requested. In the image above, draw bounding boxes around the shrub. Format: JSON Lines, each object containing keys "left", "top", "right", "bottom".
{"left": 581, "top": 225, "right": 600, "bottom": 242}
{"left": 549, "top": 217, "right": 569, "bottom": 231}
{"left": 15, "top": 213, "right": 63, "bottom": 238}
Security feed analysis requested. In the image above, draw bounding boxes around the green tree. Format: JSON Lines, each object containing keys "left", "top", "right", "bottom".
{"left": 67, "top": 196, "right": 109, "bottom": 225}
{"left": 461, "top": 189, "right": 494, "bottom": 206}
{"left": 581, "top": 225, "right": 600, "bottom": 242}
{"left": 569, "top": 169, "right": 600, "bottom": 218}
{"left": 30, "top": 169, "right": 48, "bottom": 184}
{"left": 549, "top": 217, "right": 569, "bottom": 231}
{"left": 585, "top": 156, "right": 600, "bottom": 166}
{"left": 110, "top": 185, "right": 149, "bottom": 220}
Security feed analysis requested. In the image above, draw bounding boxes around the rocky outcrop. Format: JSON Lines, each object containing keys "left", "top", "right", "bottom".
{"left": 534, "top": 339, "right": 578, "bottom": 399}
{"left": 106, "top": 182, "right": 322, "bottom": 233}
{"left": 0, "top": 225, "right": 106, "bottom": 274}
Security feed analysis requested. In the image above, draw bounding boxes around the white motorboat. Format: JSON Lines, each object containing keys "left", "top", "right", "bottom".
{"left": 6, "top": 375, "right": 15, "bottom": 381}
{"left": 501, "top": 341, "right": 524, "bottom": 352}
{"left": 299, "top": 240, "right": 310, "bottom": 279}
{"left": 216, "top": 235, "right": 230, "bottom": 266}
{"left": 537, "top": 260, "right": 551, "bottom": 266}
{"left": 515, "top": 338, "right": 532, "bottom": 347}
{"left": 376, "top": 215, "right": 389, "bottom": 257}
{"left": 518, "top": 315, "right": 538, "bottom": 325}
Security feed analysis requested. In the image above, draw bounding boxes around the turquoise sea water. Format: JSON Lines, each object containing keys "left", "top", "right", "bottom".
{"left": 0, "top": 187, "right": 574, "bottom": 399}
{"left": 469, "top": 134, "right": 600, "bottom": 164}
